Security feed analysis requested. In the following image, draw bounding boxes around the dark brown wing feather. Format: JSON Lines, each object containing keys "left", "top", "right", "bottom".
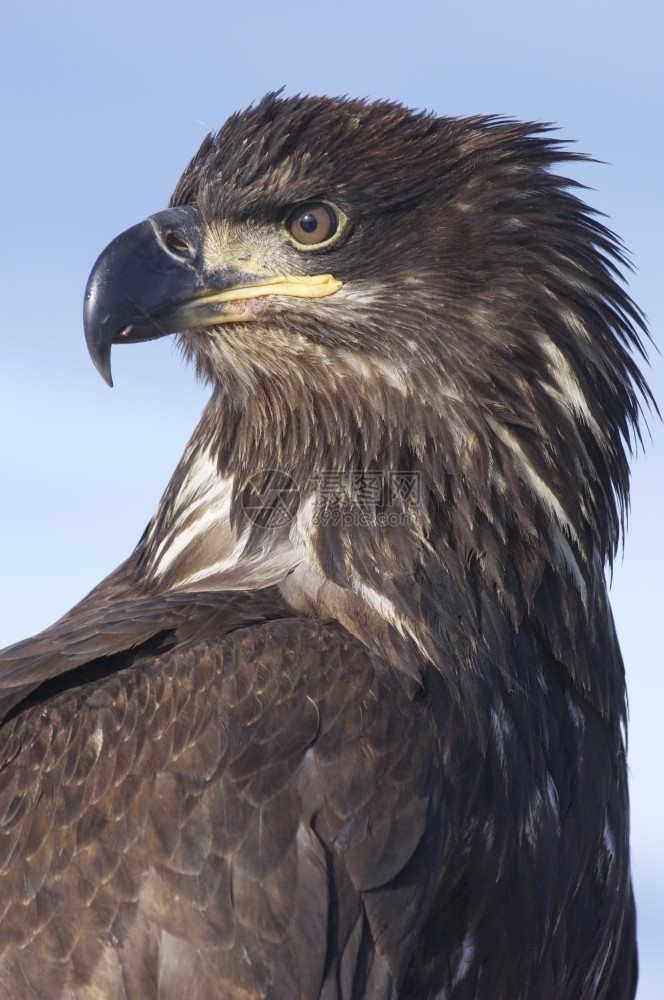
{"left": 0, "top": 616, "right": 443, "bottom": 1000}
{"left": 0, "top": 554, "right": 291, "bottom": 721}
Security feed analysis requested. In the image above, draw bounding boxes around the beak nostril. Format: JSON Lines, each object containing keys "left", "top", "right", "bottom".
{"left": 165, "top": 231, "right": 190, "bottom": 254}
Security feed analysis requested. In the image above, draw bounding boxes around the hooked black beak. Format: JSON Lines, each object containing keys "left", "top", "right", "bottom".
{"left": 83, "top": 205, "right": 342, "bottom": 387}
{"left": 84, "top": 206, "right": 209, "bottom": 386}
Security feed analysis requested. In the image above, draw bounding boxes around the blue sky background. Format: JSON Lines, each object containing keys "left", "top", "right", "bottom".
{"left": 1, "top": 1, "right": 661, "bottom": 993}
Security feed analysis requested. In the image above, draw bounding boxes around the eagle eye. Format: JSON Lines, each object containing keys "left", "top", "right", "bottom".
{"left": 286, "top": 202, "right": 341, "bottom": 248}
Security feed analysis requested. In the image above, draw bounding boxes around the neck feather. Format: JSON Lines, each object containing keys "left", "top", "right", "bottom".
{"left": 136, "top": 384, "right": 623, "bottom": 725}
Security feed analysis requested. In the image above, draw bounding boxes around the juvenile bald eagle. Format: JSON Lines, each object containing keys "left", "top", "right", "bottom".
{"left": 0, "top": 94, "right": 650, "bottom": 999}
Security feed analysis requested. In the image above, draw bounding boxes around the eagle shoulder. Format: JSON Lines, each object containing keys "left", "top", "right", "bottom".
{"left": 0, "top": 617, "right": 444, "bottom": 1000}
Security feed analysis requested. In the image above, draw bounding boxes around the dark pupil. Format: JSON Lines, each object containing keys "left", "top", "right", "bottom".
{"left": 299, "top": 212, "right": 318, "bottom": 233}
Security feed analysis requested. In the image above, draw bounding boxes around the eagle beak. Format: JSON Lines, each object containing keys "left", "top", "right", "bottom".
{"left": 83, "top": 205, "right": 342, "bottom": 387}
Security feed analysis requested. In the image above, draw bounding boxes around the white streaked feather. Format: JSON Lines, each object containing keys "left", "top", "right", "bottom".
{"left": 351, "top": 576, "right": 430, "bottom": 660}
{"left": 603, "top": 816, "right": 616, "bottom": 862}
{"left": 149, "top": 479, "right": 235, "bottom": 575}
{"left": 175, "top": 530, "right": 301, "bottom": 590}
{"left": 551, "top": 525, "right": 588, "bottom": 606}
{"left": 452, "top": 933, "right": 476, "bottom": 986}
{"left": 490, "top": 420, "right": 580, "bottom": 547}
{"left": 539, "top": 337, "right": 603, "bottom": 439}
